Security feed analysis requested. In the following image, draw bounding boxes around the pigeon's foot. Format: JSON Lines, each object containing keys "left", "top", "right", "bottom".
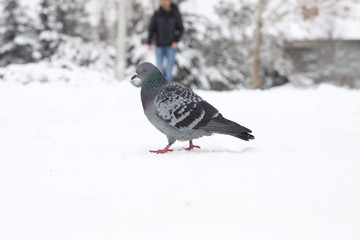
{"left": 185, "top": 141, "right": 201, "bottom": 151}
{"left": 150, "top": 145, "right": 173, "bottom": 154}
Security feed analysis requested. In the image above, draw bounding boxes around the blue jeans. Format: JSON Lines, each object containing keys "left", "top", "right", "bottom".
{"left": 155, "top": 46, "right": 176, "bottom": 82}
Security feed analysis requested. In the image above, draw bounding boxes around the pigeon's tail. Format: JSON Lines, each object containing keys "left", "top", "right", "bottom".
{"left": 197, "top": 114, "right": 255, "bottom": 141}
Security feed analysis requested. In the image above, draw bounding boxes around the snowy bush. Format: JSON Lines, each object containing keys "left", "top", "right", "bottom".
{"left": 0, "top": 0, "right": 40, "bottom": 66}
{"left": 51, "top": 36, "right": 116, "bottom": 75}
{"left": 0, "top": 62, "right": 115, "bottom": 84}
{"left": 305, "top": 41, "right": 360, "bottom": 88}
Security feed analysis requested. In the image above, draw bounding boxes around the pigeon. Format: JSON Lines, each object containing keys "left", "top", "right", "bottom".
{"left": 131, "top": 62, "right": 254, "bottom": 153}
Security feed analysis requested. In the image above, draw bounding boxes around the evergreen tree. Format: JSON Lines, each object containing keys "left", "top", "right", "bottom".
{"left": 98, "top": 9, "right": 109, "bottom": 43}
{"left": 55, "top": 0, "right": 92, "bottom": 41}
{"left": 0, "top": 0, "right": 38, "bottom": 66}
{"left": 38, "top": 0, "right": 62, "bottom": 59}
{"left": 75, "top": 0, "right": 92, "bottom": 41}
{"left": 175, "top": 13, "right": 220, "bottom": 89}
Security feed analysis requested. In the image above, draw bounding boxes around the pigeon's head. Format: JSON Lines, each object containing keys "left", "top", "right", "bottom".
{"left": 131, "top": 62, "right": 167, "bottom": 88}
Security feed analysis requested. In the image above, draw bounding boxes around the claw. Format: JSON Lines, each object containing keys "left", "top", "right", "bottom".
{"left": 185, "top": 141, "right": 201, "bottom": 151}
{"left": 150, "top": 145, "right": 173, "bottom": 154}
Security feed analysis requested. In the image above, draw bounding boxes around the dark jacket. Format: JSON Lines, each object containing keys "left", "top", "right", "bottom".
{"left": 147, "top": 3, "right": 184, "bottom": 47}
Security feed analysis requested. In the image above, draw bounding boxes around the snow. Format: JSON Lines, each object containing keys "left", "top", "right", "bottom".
{"left": 1, "top": 78, "right": 360, "bottom": 240}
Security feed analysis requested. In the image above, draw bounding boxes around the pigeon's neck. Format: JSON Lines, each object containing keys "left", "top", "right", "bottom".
{"left": 143, "top": 71, "right": 167, "bottom": 90}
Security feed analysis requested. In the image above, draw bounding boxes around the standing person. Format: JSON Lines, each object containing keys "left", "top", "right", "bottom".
{"left": 147, "top": 0, "right": 184, "bottom": 82}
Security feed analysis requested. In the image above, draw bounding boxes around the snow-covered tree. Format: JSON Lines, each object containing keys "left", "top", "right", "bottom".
{"left": 55, "top": 0, "right": 91, "bottom": 41}
{"left": 212, "top": 0, "right": 291, "bottom": 89}
{"left": 175, "top": 13, "right": 215, "bottom": 89}
{"left": 38, "top": 0, "right": 115, "bottom": 74}
{"left": 38, "top": 0, "right": 62, "bottom": 59}
{"left": 0, "top": 0, "right": 39, "bottom": 66}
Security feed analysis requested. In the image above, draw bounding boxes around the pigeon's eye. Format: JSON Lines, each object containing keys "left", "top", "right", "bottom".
{"left": 141, "top": 68, "right": 146, "bottom": 73}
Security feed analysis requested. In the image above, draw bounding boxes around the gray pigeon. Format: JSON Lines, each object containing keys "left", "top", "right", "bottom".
{"left": 131, "top": 62, "right": 254, "bottom": 153}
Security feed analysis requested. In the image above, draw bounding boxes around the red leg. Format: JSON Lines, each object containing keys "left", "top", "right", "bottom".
{"left": 150, "top": 145, "right": 173, "bottom": 154}
{"left": 185, "top": 141, "right": 201, "bottom": 151}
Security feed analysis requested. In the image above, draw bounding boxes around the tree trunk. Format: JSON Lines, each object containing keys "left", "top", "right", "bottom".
{"left": 151, "top": 0, "right": 158, "bottom": 12}
{"left": 252, "top": 0, "right": 266, "bottom": 89}
{"left": 116, "top": 0, "right": 127, "bottom": 81}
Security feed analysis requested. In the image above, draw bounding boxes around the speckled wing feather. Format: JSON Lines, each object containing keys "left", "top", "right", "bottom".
{"left": 155, "top": 83, "right": 219, "bottom": 130}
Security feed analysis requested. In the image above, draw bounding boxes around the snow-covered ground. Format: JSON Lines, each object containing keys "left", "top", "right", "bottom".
{"left": 1, "top": 80, "right": 360, "bottom": 240}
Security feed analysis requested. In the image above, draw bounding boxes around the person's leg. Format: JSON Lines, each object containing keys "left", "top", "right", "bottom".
{"left": 165, "top": 47, "right": 176, "bottom": 82}
{"left": 155, "top": 46, "right": 165, "bottom": 74}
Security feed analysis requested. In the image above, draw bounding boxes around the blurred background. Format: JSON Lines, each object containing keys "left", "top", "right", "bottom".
{"left": 0, "top": 0, "right": 359, "bottom": 90}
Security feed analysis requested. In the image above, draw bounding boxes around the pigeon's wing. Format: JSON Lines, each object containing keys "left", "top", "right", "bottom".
{"left": 155, "top": 83, "right": 219, "bottom": 130}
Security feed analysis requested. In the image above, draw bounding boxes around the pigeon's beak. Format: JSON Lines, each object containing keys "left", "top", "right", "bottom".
{"left": 131, "top": 74, "right": 138, "bottom": 80}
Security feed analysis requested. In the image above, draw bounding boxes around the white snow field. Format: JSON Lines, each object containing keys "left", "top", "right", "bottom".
{"left": 1, "top": 81, "right": 360, "bottom": 240}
